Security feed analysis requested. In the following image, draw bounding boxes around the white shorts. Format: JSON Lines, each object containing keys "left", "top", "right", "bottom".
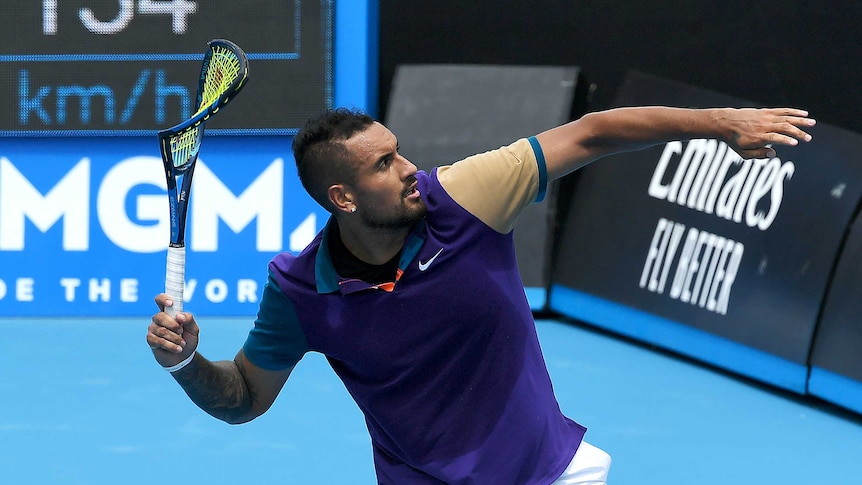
{"left": 550, "top": 441, "right": 612, "bottom": 484}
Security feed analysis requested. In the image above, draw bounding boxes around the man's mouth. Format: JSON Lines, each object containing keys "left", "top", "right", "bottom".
{"left": 405, "top": 183, "right": 419, "bottom": 199}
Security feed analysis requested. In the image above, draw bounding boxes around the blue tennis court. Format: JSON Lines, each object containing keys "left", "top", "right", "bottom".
{"left": 2, "top": 316, "right": 861, "bottom": 484}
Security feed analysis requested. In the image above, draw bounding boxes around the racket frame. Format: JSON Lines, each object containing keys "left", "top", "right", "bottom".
{"left": 158, "top": 39, "right": 249, "bottom": 316}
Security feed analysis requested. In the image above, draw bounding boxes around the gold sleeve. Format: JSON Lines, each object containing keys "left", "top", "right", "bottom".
{"left": 436, "top": 138, "right": 543, "bottom": 234}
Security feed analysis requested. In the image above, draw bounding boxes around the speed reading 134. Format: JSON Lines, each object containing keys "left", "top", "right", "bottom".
{"left": 1, "top": 0, "right": 334, "bottom": 136}
{"left": 42, "top": 0, "right": 198, "bottom": 35}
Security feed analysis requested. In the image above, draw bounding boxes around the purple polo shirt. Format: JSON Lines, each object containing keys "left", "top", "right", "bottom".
{"left": 244, "top": 138, "right": 586, "bottom": 484}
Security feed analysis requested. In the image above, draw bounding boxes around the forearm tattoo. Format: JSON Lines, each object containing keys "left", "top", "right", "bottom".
{"left": 172, "top": 354, "right": 253, "bottom": 423}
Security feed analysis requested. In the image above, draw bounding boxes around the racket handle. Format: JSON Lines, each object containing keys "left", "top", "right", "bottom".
{"left": 165, "top": 246, "right": 186, "bottom": 317}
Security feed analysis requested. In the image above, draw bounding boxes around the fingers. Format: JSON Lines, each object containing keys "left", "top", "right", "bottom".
{"left": 731, "top": 108, "right": 815, "bottom": 157}
{"left": 775, "top": 116, "right": 815, "bottom": 143}
{"left": 737, "top": 146, "right": 775, "bottom": 160}
{"left": 147, "top": 296, "right": 199, "bottom": 354}
{"left": 154, "top": 293, "right": 171, "bottom": 312}
{"left": 769, "top": 107, "right": 809, "bottom": 118}
{"left": 147, "top": 312, "right": 187, "bottom": 353}
{"left": 768, "top": 131, "right": 805, "bottom": 148}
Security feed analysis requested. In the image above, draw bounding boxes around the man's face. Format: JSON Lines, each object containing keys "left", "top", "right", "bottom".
{"left": 341, "top": 122, "right": 427, "bottom": 230}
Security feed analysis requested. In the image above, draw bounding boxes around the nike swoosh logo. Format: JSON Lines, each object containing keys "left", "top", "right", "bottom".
{"left": 418, "top": 248, "right": 444, "bottom": 271}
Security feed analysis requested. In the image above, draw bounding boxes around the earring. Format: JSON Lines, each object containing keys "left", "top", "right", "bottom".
{"left": 350, "top": 206, "right": 357, "bottom": 213}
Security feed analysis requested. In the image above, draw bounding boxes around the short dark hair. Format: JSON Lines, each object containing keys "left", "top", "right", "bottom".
{"left": 292, "top": 108, "right": 375, "bottom": 211}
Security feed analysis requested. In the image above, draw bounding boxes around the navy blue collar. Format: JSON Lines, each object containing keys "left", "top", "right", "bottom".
{"left": 315, "top": 218, "right": 427, "bottom": 294}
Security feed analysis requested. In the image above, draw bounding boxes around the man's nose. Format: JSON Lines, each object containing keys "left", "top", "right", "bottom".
{"left": 398, "top": 156, "right": 418, "bottom": 178}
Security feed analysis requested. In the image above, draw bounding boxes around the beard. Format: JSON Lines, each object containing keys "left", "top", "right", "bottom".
{"left": 359, "top": 199, "right": 427, "bottom": 231}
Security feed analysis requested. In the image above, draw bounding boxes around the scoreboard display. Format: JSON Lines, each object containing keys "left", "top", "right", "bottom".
{"left": 0, "top": 0, "right": 376, "bottom": 317}
{"left": 0, "top": 0, "right": 339, "bottom": 136}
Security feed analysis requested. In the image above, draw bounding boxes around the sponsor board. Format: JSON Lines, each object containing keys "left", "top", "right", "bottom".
{"left": 551, "top": 72, "right": 862, "bottom": 390}
{"left": 0, "top": 136, "right": 325, "bottom": 316}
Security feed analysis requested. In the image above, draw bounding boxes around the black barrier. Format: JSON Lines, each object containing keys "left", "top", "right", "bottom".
{"left": 384, "top": 64, "right": 587, "bottom": 310}
{"left": 549, "top": 72, "right": 862, "bottom": 393}
{"left": 809, "top": 207, "right": 862, "bottom": 415}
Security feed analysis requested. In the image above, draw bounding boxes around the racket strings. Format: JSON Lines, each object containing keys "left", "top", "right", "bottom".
{"left": 169, "top": 125, "right": 202, "bottom": 168}
{"left": 195, "top": 46, "right": 243, "bottom": 115}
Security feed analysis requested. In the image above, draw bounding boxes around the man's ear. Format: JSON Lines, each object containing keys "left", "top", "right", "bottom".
{"left": 328, "top": 184, "right": 355, "bottom": 215}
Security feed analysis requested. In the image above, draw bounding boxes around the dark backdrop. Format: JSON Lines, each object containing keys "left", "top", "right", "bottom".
{"left": 378, "top": 0, "right": 862, "bottom": 134}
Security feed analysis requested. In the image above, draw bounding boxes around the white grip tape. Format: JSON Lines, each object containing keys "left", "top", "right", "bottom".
{"left": 165, "top": 246, "right": 186, "bottom": 317}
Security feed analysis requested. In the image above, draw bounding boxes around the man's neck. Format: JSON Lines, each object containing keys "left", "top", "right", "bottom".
{"left": 334, "top": 217, "right": 410, "bottom": 265}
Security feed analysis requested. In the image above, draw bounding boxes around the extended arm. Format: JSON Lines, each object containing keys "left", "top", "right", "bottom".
{"left": 147, "top": 294, "right": 292, "bottom": 424}
{"left": 536, "top": 106, "right": 816, "bottom": 181}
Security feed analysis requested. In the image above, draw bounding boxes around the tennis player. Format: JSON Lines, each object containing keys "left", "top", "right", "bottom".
{"left": 147, "top": 105, "right": 814, "bottom": 484}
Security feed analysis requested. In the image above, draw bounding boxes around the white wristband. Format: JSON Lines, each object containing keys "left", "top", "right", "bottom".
{"left": 163, "top": 351, "right": 196, "bottom": 373}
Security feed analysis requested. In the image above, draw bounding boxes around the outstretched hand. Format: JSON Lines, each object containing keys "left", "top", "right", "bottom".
{"left": 147, "top": 293, "right": 200, "bottom": 368}
{"left": 719, "top": 107, "right": 815, "bottom": 159}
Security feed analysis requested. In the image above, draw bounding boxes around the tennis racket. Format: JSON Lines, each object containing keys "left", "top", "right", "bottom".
{"left": 159, "top": 38, "right": 249, "bottom": 317}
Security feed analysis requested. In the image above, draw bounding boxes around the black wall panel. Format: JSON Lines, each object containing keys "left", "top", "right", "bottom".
{"left": 549, "top": 72, "right": 862, "bottom": 392}
{"left": 378, "top": 0, "right": 862, "bottom": 135}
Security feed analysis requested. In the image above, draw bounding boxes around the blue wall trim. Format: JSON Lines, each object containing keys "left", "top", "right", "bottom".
{"left": 549, "top": 285, "right": 808, "bottom": 394}
{"left": 524, "top": 286, "right": 547, "bottom": 312}
{"left": 808, "top": 367, "right": 862, "bottom": 415}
